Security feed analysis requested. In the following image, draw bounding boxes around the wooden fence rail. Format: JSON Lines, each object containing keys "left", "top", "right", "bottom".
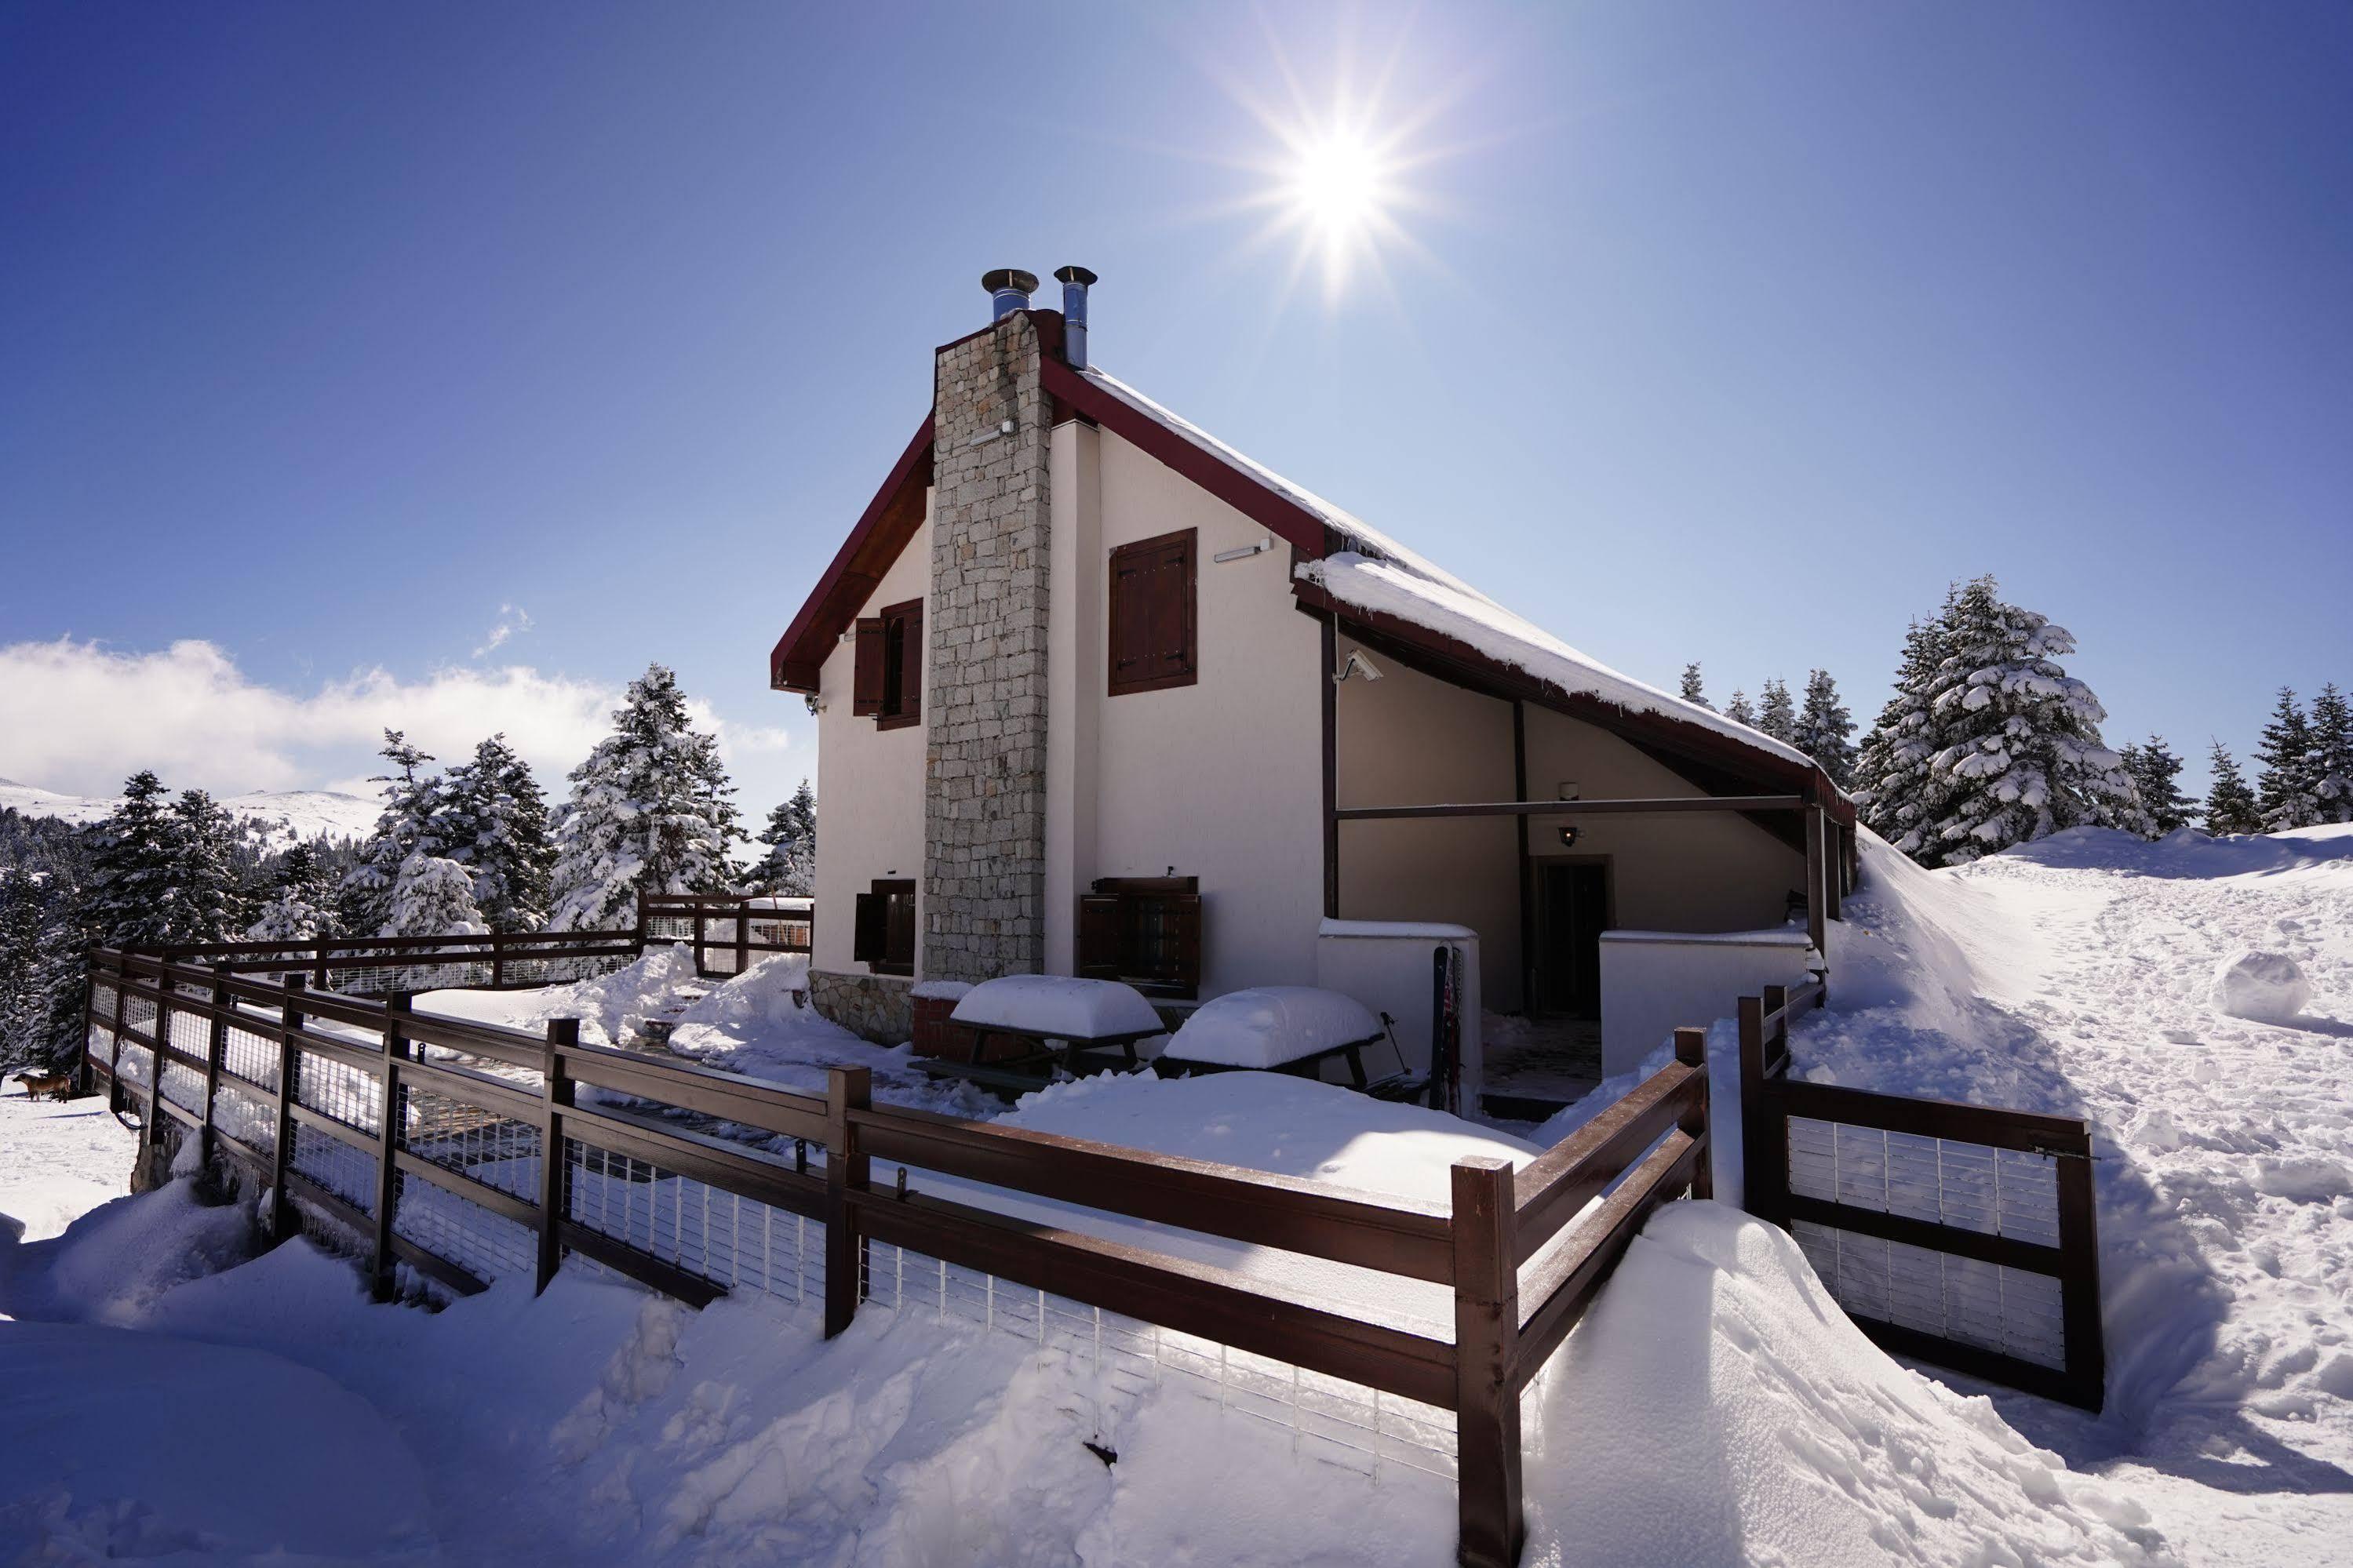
{"left": 82, "top": 946, "right": 1708, "bottom": 1568}
{"left": 1737, "top": 979, "right": 2105, "bottom": 1412}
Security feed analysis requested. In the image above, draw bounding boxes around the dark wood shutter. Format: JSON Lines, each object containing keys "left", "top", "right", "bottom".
{"left": 851, "top": 890, "right": 883, "bottom": 963}
{"left": 1076, "top": 895, "right": 1122, "bottom": 978}
{"left": 1167, "top": 893, "right": 1202, "bottom": 987}
{"left": 1108, "top": 529, "right": 1197, "bottom": 696}
{"left": 897, "top": 605, "right": 923, "bottom": 716}
{"left": 851, "top": 619, "right": 886, "bottom": 716}
{"left": 883, "top": 885, "right": 916, "bottom": 970}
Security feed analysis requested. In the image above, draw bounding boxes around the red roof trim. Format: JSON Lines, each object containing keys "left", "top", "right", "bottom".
{"left": 768, "top": 415, "right": 935, "bottom": 693}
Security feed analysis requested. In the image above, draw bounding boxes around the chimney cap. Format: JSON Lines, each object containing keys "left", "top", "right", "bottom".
{"left": 982, "top": 267, "right": 1040, "bottom": 296}
{"left": 1053, "top": 264, "right": 1098, "bottom": 286}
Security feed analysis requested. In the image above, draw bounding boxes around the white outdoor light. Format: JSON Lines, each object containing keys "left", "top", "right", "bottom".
{"left": 1213, "top": 536, "right": 1275, "bottom": 564}
{"left": 1333, "top": 649, "right": 1384, "bottom": 684}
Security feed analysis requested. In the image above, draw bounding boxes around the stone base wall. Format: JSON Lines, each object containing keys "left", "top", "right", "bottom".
{"left": 809, "top": 970, "right": 916, "bottom": 1046}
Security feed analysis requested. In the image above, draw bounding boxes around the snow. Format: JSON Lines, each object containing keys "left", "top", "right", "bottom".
{"left": 950, "top": 974, "right": 1166, "bottom": 1039}
{"left": 0, "top": 1091, "right": 134, "bottom": 1245}
{"left": 0, "top": 777, "right": 377, "bottom": 846}
{"left": 1598, "top": 926, "right": 1813, "bottom": 948}
{"left": 1160, "top": 985, "right": 1384, "bottom": 1068}
{"left": 2207, "top": 948, "right": 2313, "bottom": 1023}
{"left": 1319, "top": 917, "right": 1478, "bottom": 940}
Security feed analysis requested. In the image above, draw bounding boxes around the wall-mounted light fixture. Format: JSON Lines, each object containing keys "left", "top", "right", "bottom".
{"left": 1333, "top": 649, "right": 1384, "bottom": 685}
{"left": 1213, "top": 536, "right": 1275, "bottom": 564}
{"left": 1558, "top": 824, "right": 1581, "bottom": 849}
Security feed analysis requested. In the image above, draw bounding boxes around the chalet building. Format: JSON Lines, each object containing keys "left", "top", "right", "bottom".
{"left": 770, "top": 268, "right": 1857, "bottom": 1112}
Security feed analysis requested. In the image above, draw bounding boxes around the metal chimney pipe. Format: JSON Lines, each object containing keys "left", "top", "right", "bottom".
{"left": 982, "top": 267, "right": 1038, "bottom": 322}
{"left": 1054, "top": 265, "right": 1097, "bottom": 368}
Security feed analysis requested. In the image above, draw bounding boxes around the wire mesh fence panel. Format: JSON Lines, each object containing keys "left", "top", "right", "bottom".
{"left": 395, "top": 1180, "right": 537, "bottom": 1286}
{"left": 330, "top": 960, "right": 495, "bottom": 996}
{"left": 1787, "top": 1119, "right": 2062, "bottom": 1243}
{"left": 293, "top": 1050, "right": 384, "bottom": 1137}
{"left": 159, "top": 1057, "right": 206, "bottom": 1114}
{"left": 856, "top": 1239, "right": 1459, "bottom": 1481}
{"left": 86, "top": 1020, "right": 118, "bottom": 1071}
{"left": 642, "top": 917, "right": 695, "bottom": 944}
{"left": 1792, "top": 1220, "right": 2067, "bottom": 1370}
{"left": 90, "top": 980, "right": 118, "bottom": 1024}
{"left": 402, "top": 1088, "right": 543, "bottom": 1204}
{"left": 121, "top": 991, "right": 156, "bottom": 1040}
{"left": 291, "top": 1124, "right": 377, "bottom": 1214}
{"left": 493, "top": 951, "right": 636, "bottom": 988}
{"left": 220, "top": 1020, "right": 281, "bottom": 1090}
{"left": 212, "top": 1081, "right": 277, "bottom": 1159}
{"left": 559, "top": 1138, "right": 821, "bottom": 1304}
{"left": 115, "top": 1041, "right": 155, "bottom": 1092}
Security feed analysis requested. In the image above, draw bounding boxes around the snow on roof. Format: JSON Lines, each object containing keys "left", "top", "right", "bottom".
{"left": 1080, "top": 365, "right": 1818, "bottom": 778}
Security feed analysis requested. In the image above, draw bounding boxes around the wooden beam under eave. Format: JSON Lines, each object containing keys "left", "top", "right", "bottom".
{"left": 1335, "top": 795, "right": 1807, "bottom": 821}
{"left": 1805, "top": 806, "right": 1827, "bottom": 958}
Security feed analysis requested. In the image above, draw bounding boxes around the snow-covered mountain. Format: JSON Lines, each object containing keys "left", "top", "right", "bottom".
{"left": 0, "top": 779, "right": 378, "bottom": 846}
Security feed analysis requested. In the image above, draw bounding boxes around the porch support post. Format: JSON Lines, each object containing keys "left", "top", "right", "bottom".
{"left": 1321, "top": 614, "right": 1339, "bottom": 921}
{"left": 1804, "top": 806, "right": 1828, "bottom": 959}
{"left": 1512, "top": 699, "right": 1534, "bottom": 1016}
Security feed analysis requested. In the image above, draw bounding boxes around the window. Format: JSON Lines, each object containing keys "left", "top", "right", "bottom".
{"left": 853, "top": 598, "right": 923, "bottom": 729}
{"left": 1108, "top": 529, "right": 1196, "bottom": 696}
{"left": 852, "top": 879, "right": 916, "bottom": 975}
{"left": 1077, "top": 876, "right": 1201, "bottom": 998}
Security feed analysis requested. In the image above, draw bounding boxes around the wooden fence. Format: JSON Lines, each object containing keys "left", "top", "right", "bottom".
{"left": 1738, "top": 980, "right": 2104, "bottom": 1411}
{"left": 82, "top": 947, "right": 1710, "bottom": 1567}
{"left": 639, "top": 893, "right": 812, "bottom": 979}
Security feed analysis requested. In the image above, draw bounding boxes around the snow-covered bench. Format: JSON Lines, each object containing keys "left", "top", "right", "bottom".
{"left": 921, "top": 976, "right": 1168, "bottom": 1091}
{"left": 1156, "top": 987, "right": 1393, "bottom": 1089}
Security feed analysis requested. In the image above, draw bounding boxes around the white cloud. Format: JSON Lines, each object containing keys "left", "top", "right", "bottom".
{"left": 473, "top": 603, "right": 534, "bottom": 658}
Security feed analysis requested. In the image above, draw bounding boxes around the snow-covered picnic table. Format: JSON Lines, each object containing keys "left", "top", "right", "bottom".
{"left": 1157, "top": 986, "right": 1393, "bottom": 1087}
{"left": 928, "top": 975, "right": 1169, "bottom": 1090}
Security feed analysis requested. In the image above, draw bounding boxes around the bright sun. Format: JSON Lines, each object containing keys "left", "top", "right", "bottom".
{"left": 1290, "top": 133, "right": 1386, "bottom": 240}
{"left": 1273, "top": 121, "right": 1404, "bottom": 297}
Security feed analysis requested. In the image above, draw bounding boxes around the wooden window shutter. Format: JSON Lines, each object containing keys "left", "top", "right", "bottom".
{"left": 1108, "top": 529, "right": 1197, "bottom": 697}
{"left": 852, "top": 890, "right": 883, "bottom": 964}
{"left": 1076, "top": 896, "right": 1122, "bottom": 978}
{"left": 851, "top": 619, "right": 886, "bottom": 717}
{"left": 884, "top": 886, "right": 916, "bottom": 969}
{"left": 898, "top": 606, "right": 923, "bottom": 715}
{"left": 1168, "top": 893, "right": 1203, "bottom": 987}
{"left": 1148, "top": 537, "right": 1193, "bottom": 684}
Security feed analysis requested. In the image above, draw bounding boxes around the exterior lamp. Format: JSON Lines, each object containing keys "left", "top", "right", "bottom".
{"left": 1558, "top": 825, "right": 1580, "bottom": 849}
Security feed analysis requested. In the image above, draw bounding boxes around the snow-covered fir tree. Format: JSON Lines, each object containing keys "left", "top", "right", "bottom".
{"left": 2203, "top": 742, "right": 2262, "bottom": 835}
{"left": 0, "top": 869, "right": 44, "bottom": 1066}
{"left": 339, "top": 732, "right": 440, "bottom": 936}
{"left": 437, "top": 733, "right": 555, "bottom": 930}
{"left": 1790, "top": 670, "right": 1856, "bottom": 788}
{"left": 384, "top": 853, "right": 487, "bottom": 937}
{"left": 166, "top": 788, "right": 245, "bottom": 942}
{"left": 1855, "top": 615, "right": 1952, "bottom": 856}
{"left": 2309, "top": 682, "right": 2352, "bottom": 824}
{"left": 548, "top": 664, "right": 742, "bottom": 931}
{"left": 1678, "top": 664, "right": 1710, "bottom": 710}
{"left": 2253, "top": 688, "right": 2322, "bottom": 831}
{"left": 83, "top": 771, "right": 181, "bottom": 950}
{"left": 1911, "top": 577, "right": 2140, "bottom": 865}
{"left": 2121, "top": 736, "right": 2191, "bottom": 835}
{"left": 752, "top": 779, "right": 817, "bottom": 896}
{"left": 1724, "top": 689, "right": 1757, "bottom": 727}
{"left": 245, "top": 842, "right": 340, "bottom": 943}
{"left": 1757, "top": 679, "right": 1797, "bottom": 744}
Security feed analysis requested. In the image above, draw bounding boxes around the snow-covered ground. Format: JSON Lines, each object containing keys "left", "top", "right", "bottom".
{"left": 1798, "top": 824, "right": 2353, "bottom": 1565}
{"left": 0, "top": 777, "right": 378, "bottom": 846}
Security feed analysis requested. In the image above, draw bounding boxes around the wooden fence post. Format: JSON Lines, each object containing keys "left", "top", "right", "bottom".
{"left": 536, "top": 1017, "right": 578, "bottom": 1293}
{"left": 144, "top": 959, "right": 171, "bottom": 1170}
{"left": 1737, "top": 993, "right": 1777, "bottom": 1227}
{"left": 2055, "top": 1138, "right": 2106, "bottom": 1412}
{"left": 370, "top": 993, "right": 411, "bottom": 1301}
{"left": 692, "top": 906, "right": 708, "bottom": 980}
{"left": 1451, "top": 1155, "right": 1523, "bottom": 1568}
{"left": 271, "top": 973, "right": 307, "bottom": 1241}
{"left": 313, "top": 939, "right": 330, "bottom": 993}
{"left": 1674, "top": 1025, "right": 1711, "bottom": 1202}
{"left": 735, "top": 906, "right": 749, "bottom": 977}
{"left": 491, "top": 935, "right": 505, "bottom": 991}
{"left": 106, "top": 959, "right": 128, "bottom": 1113}
{"left": 824, "top": 1064, "right": 872, "bottom": 1337}
{"left": 199, "top": 964, "right": 229, "bottom": 1172}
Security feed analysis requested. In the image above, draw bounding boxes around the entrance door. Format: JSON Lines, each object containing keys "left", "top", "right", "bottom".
{"left": 1535, "top": 862, "right": 1610, "bottom": 1020}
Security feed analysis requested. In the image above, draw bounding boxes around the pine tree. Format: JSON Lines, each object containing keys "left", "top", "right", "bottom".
{"left": 83, "top": 771, "right": 181, "bottom": 950}
{"left": 752, "top": 780, "right": 818, "bottom": 896}
{"left": 2204, "top": 742, "right": 2262, "bottom": 835}
{"left": 2309, "top": 682, "right": 2353, "bottom": 824}
{"left": 1678, "top": 663, "right": 1710, "bottom": 710}
{"left": 548, "top": 664, "right": 743, "bottom": 931}
{"left": 1757, "top": 679, "right": 1797, "bottom": 744}
{"left": 0, "top": 868, "right": 45, "bottom": 1066}
{"left": 166, "top": 788, "right": 245, "bottom": 943}
{"left": 1724, "top": 689, "right": 1757, "bottom": 727}
{"left": 438, "top": 734, "right": 555, "bottom": 931}
{"left": 246, "top": 842, "right": 341, "bottom": 942}
{"left": 2122, "top": 736, "right": 2191, "bottom": 835}
{"left": 1790, "top": 670, "right": 1856, "bottom": 788}
{"left": 1856, "top": 615, "right": 1952, "bottom": 857}
{"left": 1914, "top": 577, "right": 2139, "bottom": 866}
{"left": 384, "top": 853, "right": 488, "bottom": 937}
{"left": 2253, "top": 688, "right": 2322, "bottom": 831}
{"left": 339, "top": 731, "right": 440, "bottom": 936}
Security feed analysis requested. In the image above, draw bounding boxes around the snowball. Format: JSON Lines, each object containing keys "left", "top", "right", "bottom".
{"left": 1161, "top": 987, "right": 1383, "bottom": 1069}
{"left": 950, "top": 976, "right": 1164, "bottom": 1039}
{"left": 2207, "top": 950, "right": 2311, "bottom": 1023}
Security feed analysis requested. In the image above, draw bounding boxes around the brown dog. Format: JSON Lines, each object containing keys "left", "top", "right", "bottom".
{"left": 13, "top": 1070, "right": 72, "bottom": 1101}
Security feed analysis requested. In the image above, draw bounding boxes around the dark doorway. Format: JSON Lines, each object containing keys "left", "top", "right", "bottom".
{"left": 1535, "top": 861, "right": 1610, "bottom": 1019}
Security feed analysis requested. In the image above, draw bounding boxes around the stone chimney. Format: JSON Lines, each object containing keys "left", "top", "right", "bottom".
{"left": 923, "top": 299, "right": 1053, "bottom": 980}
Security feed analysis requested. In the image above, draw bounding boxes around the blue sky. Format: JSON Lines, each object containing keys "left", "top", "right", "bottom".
{"left": 3, "top": 2, "right": 2348, "bottom": 813}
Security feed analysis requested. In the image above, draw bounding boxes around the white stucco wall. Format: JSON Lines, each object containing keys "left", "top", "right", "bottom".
{"left": 810, "top": 507, "right": 933, "bottom": 977}
{"left": 1597, "top": 929, "right": 1816, "bottom": 1078}
{"left": 1044, "top": 422, "right": 1326, "bottom": 995}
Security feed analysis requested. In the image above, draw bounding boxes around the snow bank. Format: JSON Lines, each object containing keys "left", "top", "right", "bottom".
{"left": 2206, "top": 948, "right": 2311, "bottom": 1023}
{"left": 0, "top": 1093, "right": 136, "bottom": 1243}
{"left": 670, "top": 951, "right": 811, "bottom": 1046}
{"left": 421, "top": 941, "right": 701, "bottom": 1046}
{"left": 1161, "top": 985, "right": 1382, "bottom": 1068}
{"left": 1, "top": 1177, "right": 254, "bottom": 1326}
{"left": 1526, "top": 1203, "right": 2167, "bottom": 1566}
{"left": 951, "top": 974, "right": 1165, "bottom": 1039}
